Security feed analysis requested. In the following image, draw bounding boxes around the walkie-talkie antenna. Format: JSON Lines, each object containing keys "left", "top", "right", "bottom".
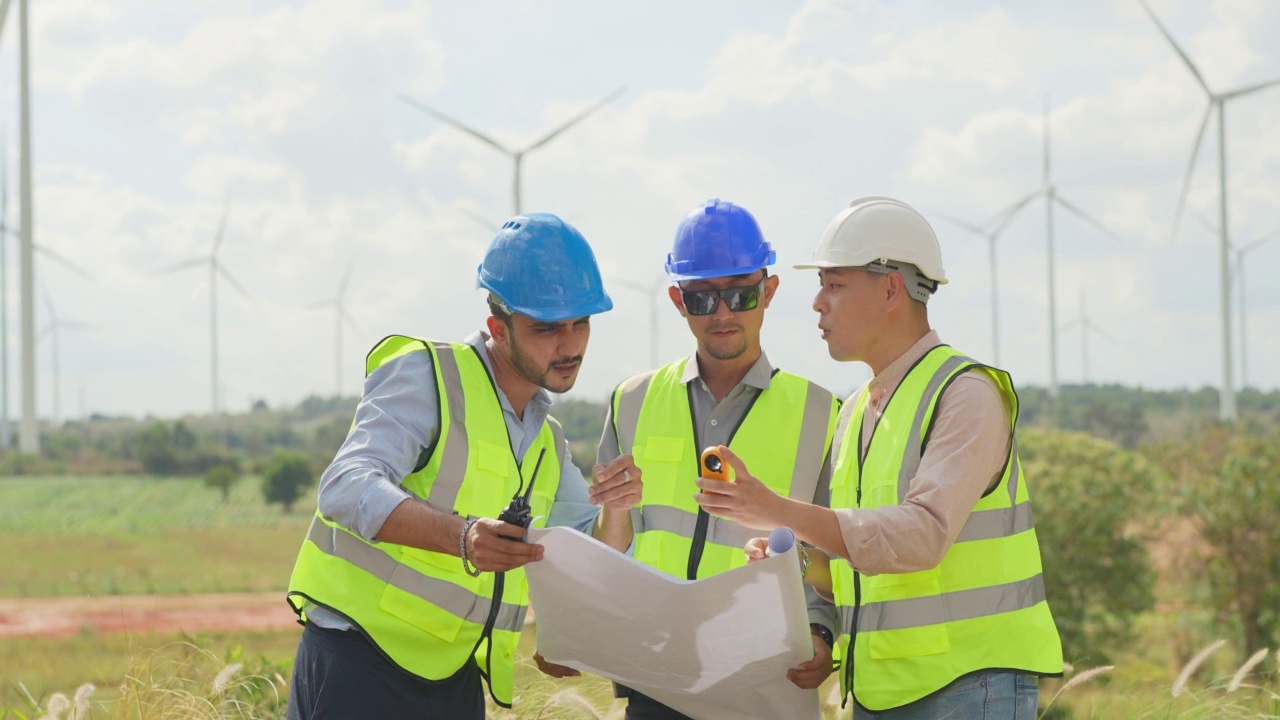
{"left": 521, "top": 448, "right": 546, "bottom": 502}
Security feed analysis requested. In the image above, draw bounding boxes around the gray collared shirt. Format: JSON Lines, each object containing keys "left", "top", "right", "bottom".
{"left": 598, "top": 350, "right": 837, "bottom": 633}
{"left": 308, "top": 330, "right": 599, "bottom": 629}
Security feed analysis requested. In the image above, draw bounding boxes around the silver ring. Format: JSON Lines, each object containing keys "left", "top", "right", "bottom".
{"left": 623, "top": 469, "right": 631, "bottom": 483}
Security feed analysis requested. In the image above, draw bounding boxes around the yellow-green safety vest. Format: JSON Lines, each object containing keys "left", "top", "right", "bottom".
{"left": 287, "top": 335, "right": 563, "bottom": 708}
{"left": 828, "top": 345, "right": 1063, "bottom": 711}
{"left": 610, "top": 358, "right": 838, "bottom": 579}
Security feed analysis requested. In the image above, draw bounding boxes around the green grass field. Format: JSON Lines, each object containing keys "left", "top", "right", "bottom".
{"left": 1, "top": 475, "right": 309, "bottom": 597}
{"left": 3, "top": 475, "right": 1279, "bottom": 718}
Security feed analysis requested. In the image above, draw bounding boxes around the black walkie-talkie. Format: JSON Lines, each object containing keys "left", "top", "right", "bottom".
{"left": 497, "top": 447, "right": 546, "bottom": 540}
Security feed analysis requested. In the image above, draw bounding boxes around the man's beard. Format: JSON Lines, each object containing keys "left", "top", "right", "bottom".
{"left": 510, "top": 336, "right": 582, "bottom": 393}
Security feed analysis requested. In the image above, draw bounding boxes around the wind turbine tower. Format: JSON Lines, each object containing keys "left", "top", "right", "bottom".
{"left": 1060, "top": 285, "right": 1111, "bottom": 384}
{"left": 399, "top": 88, "right": 625, "bottom": 216}
{"left": 1140, "top": 0, "right": 1280, "bottom": 420}
{"left": 158, "top": 199, "right": 252, "bottom": 421}
{"left": 39, "top": 291, "right": 92, "bottom": 426}
{"left": 614, "top": 275, "right": 668, "bottom": 369}
{"left": 308, "top": 263, "right": 360, "bottom": 398}
{"left": 991, "top": 99, "right": 1125, "bottom": 402}
{"left": 936, "top": 191, "right": 1039, "bottom": 366}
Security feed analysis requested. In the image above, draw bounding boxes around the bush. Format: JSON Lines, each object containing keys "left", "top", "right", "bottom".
{"left": 1019, "top": 428, "right": 1160, "bottom": 664}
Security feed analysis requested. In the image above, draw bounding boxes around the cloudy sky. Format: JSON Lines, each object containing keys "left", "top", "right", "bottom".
{"left": 1, "top": 0, "right": 1278, "bottom": 422}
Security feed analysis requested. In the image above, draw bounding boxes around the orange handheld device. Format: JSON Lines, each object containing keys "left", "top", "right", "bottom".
{"left": 700, "top": 447, "right": 730, "bottom": 491}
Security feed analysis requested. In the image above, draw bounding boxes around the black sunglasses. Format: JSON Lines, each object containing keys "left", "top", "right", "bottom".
{"left": 681, "top": 280, "right": 765, "bottom": 316}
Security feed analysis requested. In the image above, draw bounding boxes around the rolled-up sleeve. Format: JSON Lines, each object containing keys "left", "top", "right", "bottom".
{"left": 316, "top": 351, "right": 441, "bottom": 541}
{"left": 833, "top": 371, "right": 1012, "bottom": 576}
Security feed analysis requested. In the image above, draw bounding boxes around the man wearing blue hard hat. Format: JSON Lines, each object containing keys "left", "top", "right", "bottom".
{"left": 285, "top": 213, "right": 642, "bottom": 719}
{"left": 592, "top": 199, "right": 842, "bottom": 719}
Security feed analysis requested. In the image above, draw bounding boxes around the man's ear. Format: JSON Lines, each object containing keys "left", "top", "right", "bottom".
{"left": 486, "top": 315, "right": 509, "bottom": 345}
{"left": 761, "top": 274, "right": 781, "bottom": 309}
{"left": 668, "top": 285, "right": 687, "bottom": 318}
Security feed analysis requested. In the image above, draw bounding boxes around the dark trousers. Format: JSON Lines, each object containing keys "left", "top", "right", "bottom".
{"left": 287, "top": 623, "right": 484, "bottom": 720}
{"left": 619, "top": 685, "right": 697, "bottom": 720}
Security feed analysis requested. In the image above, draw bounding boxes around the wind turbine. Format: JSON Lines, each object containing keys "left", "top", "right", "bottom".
{"left": 156, "top": 198, "right": 253, "bottom": 420}
{"left": 1059, "top": 284, "right": 1111, "bottom": 385}
{"left": 308, "top": 263, "right": 361, "bottom": 398}
{"left": 1140, "top": 0, "right": 1280, "bottom": 420}
{"left": 1189, "top": 212, "right": 1279, "bottom": 391}
{"left": 934, "top": 191, "right": 1040, "bottom": 366}
{"left": 992, "top": 98, "right": 1126, "bottom": 402}
{"left": 0, "top": 130, "right": 10, "bottom": 449}
{"left": 613, "top": 275, "right": 668, "bottom": 369}
{"left": 0, "top": 0, "right": 40, "bottom": 452}
{"left": 39, "top": 290, "right": 92, "bottom": 426}
{"left": 399, "top": 88, "right": 625, "bottom": 216}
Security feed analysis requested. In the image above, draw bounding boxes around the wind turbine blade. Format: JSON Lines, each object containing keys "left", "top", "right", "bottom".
{"left": 0, "top": 0, "right": 11, "bottom": 41}
{"left": 1082, "top": 320, "right": 1113, "bottom": 344}
{"left": 340, "top": 308, "right": 363, "bottom": 335}
{"left": 36, "top": 245, "right": 95, "bottom": 278}
{"left": 1060, "top": 319, "right": 1080, "bottom": 332}
{"left": 521, "top": 87, "right": 626, "bottom": 154}
{"left": 1220, "top": 77, "right": 1280, "bottom": 101}
{"left": 398, "top": 94, "right": 513, "bottom": 155}
{"left": 306, "top": 299, "right": 332, "bottom": 310}
{"left": 217, "top": 265, "right": 256, "bottom": 306}
{"left": 933, "top": 211, "right": 985, "bottom": 236}
{"left": 987, "top": 189, "right": 1043, "bottom": 236}
{"left": 1054, "top": 195, "right": 1126, "bottom": 244}
{"left": 1171, "top": 103, "right": 1212, "bottom": 244}
{"left": 1240, "top": 229, "right": 1280, "bottom": 254}
{"left": 61, "top": 320, "right": 96, "bottom": 332}
{"left": 212, "top": 195, "right": 230, "bottom": 255}
{"left": 1043, "top": 96, "right": 1051, "bottom": 185}
{"left": 1187, "top": 209, "right": 1217, "bottom": 236}
{"left": 1139, "top": 0, "right": 1211, "bottom": 94}
{"left": 459, "top": 207, "right": 500, "bottom": 233}
{"left": 155, "top": 257, "right": 207, "bottom": 275}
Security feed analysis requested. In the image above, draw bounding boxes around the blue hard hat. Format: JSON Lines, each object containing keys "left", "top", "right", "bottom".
{"left": 664, "top": 199, "right": 776, "bottom": 281}
{"left": 476, "top": 213, "right": 614, "bottom": 322}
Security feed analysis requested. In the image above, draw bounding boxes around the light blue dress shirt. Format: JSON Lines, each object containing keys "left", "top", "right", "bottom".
{"left": 307, "top": 330, "right": 600, "bottom": 629}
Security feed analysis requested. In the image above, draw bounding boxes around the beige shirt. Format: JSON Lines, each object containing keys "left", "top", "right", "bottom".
{"left": 835, "top": 330, "right": 1012, "bottom": 576}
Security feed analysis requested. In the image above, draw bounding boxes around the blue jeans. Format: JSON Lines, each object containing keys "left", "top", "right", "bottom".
{"left": 855, "top": 672, "right": 1038, "bottom": 720}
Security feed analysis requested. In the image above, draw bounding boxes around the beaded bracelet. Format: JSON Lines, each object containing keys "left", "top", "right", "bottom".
{"left": 460, "top": 517, "right": 481, "bottom": 577}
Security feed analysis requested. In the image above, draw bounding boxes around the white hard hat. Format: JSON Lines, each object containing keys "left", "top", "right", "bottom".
{"left": 795, "top": 196, "right": 948, "bottom": 289}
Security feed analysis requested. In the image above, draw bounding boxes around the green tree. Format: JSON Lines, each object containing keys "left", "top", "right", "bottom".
{"left": 1154, "top": 425, "right": 1280, "bottom": 656}
{"left": 133, "top": 421, "right": 179, "bottom": 474}
{"left": 261, "top": 451, "right": 315, "bottom": 513}
{"left": 203, "top": 463, "right": 242, "bottom": 503}
{"left": 1019, "top": 428, "right": 1159, "bottom": 664}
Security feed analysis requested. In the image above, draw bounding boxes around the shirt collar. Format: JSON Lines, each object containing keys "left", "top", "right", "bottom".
{"left": 465, "top": 329, "right": 554, "bottom": 416}
{"left": 868, "top": 329, "right": 942, "bottom": 397}
{"left": 678, "top": 350, "right": 775, "bottom": 391}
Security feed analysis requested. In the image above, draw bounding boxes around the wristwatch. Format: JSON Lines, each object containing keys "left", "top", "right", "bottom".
{"left": 810, "top": 623, "right": 835, "bottom": 649}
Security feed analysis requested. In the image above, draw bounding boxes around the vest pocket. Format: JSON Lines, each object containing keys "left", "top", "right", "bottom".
{"left": 378, "top": 547, "right": 481, "bottom": 644}
{"left": 865, "top": 572, "right": 951, "bottom": 659}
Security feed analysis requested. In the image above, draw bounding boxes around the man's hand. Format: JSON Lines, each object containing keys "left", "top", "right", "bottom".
{"left": 590, "top": 455, "right": 642, "bottom": 511}
{"left": 533, "top": 651, "right": 581, "bottom": 678}
{"left": 787, "top": 633, "right": 834, "bottom": 689}
{"left": 464, "top": 517, "right": 544, "bottom": 572}
{"left": 693, "top": 446, "right": 785, "bottom": 529}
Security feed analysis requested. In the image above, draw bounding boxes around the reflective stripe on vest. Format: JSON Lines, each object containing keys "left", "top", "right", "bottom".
{"left": 287, "top": 336, "right": 562, "bottom": 707}
{"left": 612, "top": 359, "right": 837, "bottom": 577}
{"left": 828, "top": 345, "right": 1063, "bottom": 711}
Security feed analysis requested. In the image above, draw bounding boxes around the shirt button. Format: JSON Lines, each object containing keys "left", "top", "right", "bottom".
{"left": 710, "top": 419, "right": 718, "bottom": 426}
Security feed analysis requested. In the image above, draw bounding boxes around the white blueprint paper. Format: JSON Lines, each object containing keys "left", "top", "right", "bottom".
{"left": 525, "top": 526, "right": 821, "bottom": 720}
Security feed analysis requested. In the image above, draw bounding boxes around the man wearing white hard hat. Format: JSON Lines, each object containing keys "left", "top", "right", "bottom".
{"left": 695, "top": 197, "right": 1063, "bottom": 718}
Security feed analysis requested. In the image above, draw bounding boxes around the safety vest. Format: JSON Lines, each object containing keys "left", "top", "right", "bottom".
{"left": 287, "top": 335, "right": 563, "bottom": 708}
{"left": 610, "top": 358, "right": 838, "bottom": 579}
{"left": 828, "top": 345, "right": 1063, "bottom": 711}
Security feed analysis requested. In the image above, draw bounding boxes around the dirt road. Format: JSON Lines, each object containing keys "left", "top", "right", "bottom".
{"left": 0, "top": 592, "right": 299, "bottom": 638}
